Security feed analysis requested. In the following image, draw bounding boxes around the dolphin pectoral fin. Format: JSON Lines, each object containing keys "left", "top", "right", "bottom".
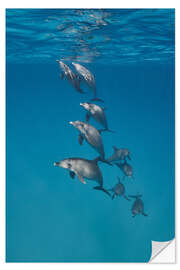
{"left": 142, "top": 212, "right": 148, "bottom": 217}
{"left": 86, "top": 113, "right": 91, "bottom": 122}
{"left": 60, "top": 72, "right": 64, "bottom": 80}
{"left": 69, "top": 171, "right": 75, "bottom": 179}
{"left": 76, "top": 173, "right": 86, "bottom": 184}
{"left": 78, "top": 134, "right": 84, "bottom": 145}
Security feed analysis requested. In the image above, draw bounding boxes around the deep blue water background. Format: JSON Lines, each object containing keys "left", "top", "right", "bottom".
{"left": 6, "top": 9, "right": 175, "bottom": 262}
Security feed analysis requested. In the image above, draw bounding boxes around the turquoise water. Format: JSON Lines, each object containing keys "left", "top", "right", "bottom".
{"left": 6, "top": 9, "right": 175, "bottom": 262}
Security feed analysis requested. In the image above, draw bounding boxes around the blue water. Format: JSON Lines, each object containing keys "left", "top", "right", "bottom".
{"left": 6, "top": 9, "right": 175, "bottom": 262}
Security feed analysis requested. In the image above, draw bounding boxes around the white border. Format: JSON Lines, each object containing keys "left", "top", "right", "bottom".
{"left": 1, "top": 0, "right": 178, "bottom": 269}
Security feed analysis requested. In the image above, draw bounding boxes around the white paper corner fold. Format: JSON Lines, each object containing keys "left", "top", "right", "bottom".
{"left": 149, "top": 239, "right": 175, "bottom": 263}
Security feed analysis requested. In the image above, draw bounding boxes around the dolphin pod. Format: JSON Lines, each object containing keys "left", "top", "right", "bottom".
{"left": 54, "top": 60, "right": 148, "bottom": 217}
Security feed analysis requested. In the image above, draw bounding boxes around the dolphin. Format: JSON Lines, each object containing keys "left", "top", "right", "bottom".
{"left": 72, "top": 62, "right": 103, "bottom": 102}
{"left": 108, "top": 146, "right": 131, "bottom": 162}
{"left": 80, "top": 102, "right": 113, "bottom": 132}
{"left": 69, "top": 120, "right": 108, "bottom": 161}
{"left": 108, "top": 177, "right": 130, "bottom": 201}
{"left": 56, "top": 60, "right": 84, "bottom": 93}
{"left": 54, "top": 156, "right": 111, "bottom": 197}
{"left": 115, "top": 160, "right": 134, "bottom": 179}
{"left": 128, "top": 194, "right": 148, "bottom": 217}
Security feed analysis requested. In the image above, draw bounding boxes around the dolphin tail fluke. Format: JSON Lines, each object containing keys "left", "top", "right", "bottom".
{"left": 93, "top": 186, "right": 111, "bottom": 197}
{"left": 93, "top": 156, "right": 112, "bottom": 166}
{"left": 128, "top": 195, "right": 137, "bottom": 199}
{"left": 78, "top": 88, "right": 86, "bottom": 94}
{"left": 90, "top": 97, "right": 104, "bottom": 103}
{"left": 106, "top": 128, "right": 115, "bottom": 133}
{"left": 112, "top": 193, "right": 115, "bottom": 200}
{"left": 123, "top": 195, "right": 131, "bottom": 201}
{"left": 99, "top": 157, "right": 113, "bottom": 166}
{"left": 115, "top": 162, "right": 121, "bottom": 168}
{"left": 128, "top": 194, "right": 142, "bottom": 199}
{"left": 98, "top": 128, "right": 115, "bottom": 134}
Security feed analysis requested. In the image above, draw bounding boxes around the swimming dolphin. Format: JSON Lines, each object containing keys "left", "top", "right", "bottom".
{"left": 115, "top": 160, "right": 134, "bottom": 179}
{"left": 56, "top": 60, "right": 84, "bottom": 93}
{"left": 72, "top": 62, "right": 103, "bottom": 102}
{"left": 80, "top": 102, "right": 113, "bottom": 132}
{"left": 129, "top": 194, "right": 148, "bottom": 217}
{"left": 54, "top": 156, "right": 111, "bottom": 197}
{"left": 108, "top": 146, "right": 131, "bottom": 162}
{"left": 108, "top": 177, "right": 130, "bottom": 201}
{"left": 69, "top": 120, "right": 107, "bottom": 160}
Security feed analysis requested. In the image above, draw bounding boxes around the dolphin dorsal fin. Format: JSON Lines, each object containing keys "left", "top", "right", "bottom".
{"left": 113, "top": 146, "right": 118, "bottom": 152}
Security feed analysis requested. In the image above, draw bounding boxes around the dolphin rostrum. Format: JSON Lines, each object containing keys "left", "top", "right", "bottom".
{"left": 80, "top": 102, "right": 113, "bottom": 132}
{"left": 108, "top": 146, "right": 131, "bottom": 163}
{"left": 56, "top": 60, "right": 84, "bottom": 93}
{"left": 108, "top": 177, "right": 130, "bottom": 201}
{"left": 54, "top": 157, "right": 111, "bottom": 197}
{"left": 128, "top": 194, "right": 148, "bottom": 217}
{"left": 72, "top": 62, "right": 103, "bottom": 102}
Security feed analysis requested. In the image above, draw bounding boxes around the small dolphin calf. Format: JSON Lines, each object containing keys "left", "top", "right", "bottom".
{"left": 115, "top": 160, "right": 134, "bottom": 179}
{"left": 72, "top": 62, "right": 103, "bottom": 102}
{"left": 108, "top": 177, "right": 130, "bottom": 201}
{"left": 80, "top": 102, "right": 113, "bottom": 132}
{"left": 54, "top": 157, "right": 111, "bottom": 197}
{"left": 69, "top": 120, "right": 106, "bottom": 160}
{"left": 129, "top": 194, "right": 148, "bottom": 217}
{"left": 108, "top": 146, "right": 131, "bottom": 163}
{"left": 56, "top": 60, "right": 84, "bottom": 93}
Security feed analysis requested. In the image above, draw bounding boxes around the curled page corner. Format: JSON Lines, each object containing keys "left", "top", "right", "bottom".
{"left": 149, "top": 239, "right": 175, "bottom": 263}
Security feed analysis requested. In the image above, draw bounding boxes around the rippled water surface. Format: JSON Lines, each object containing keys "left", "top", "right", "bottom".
{"left": 6, "top": 9, "right": 175, "bottom": 64}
